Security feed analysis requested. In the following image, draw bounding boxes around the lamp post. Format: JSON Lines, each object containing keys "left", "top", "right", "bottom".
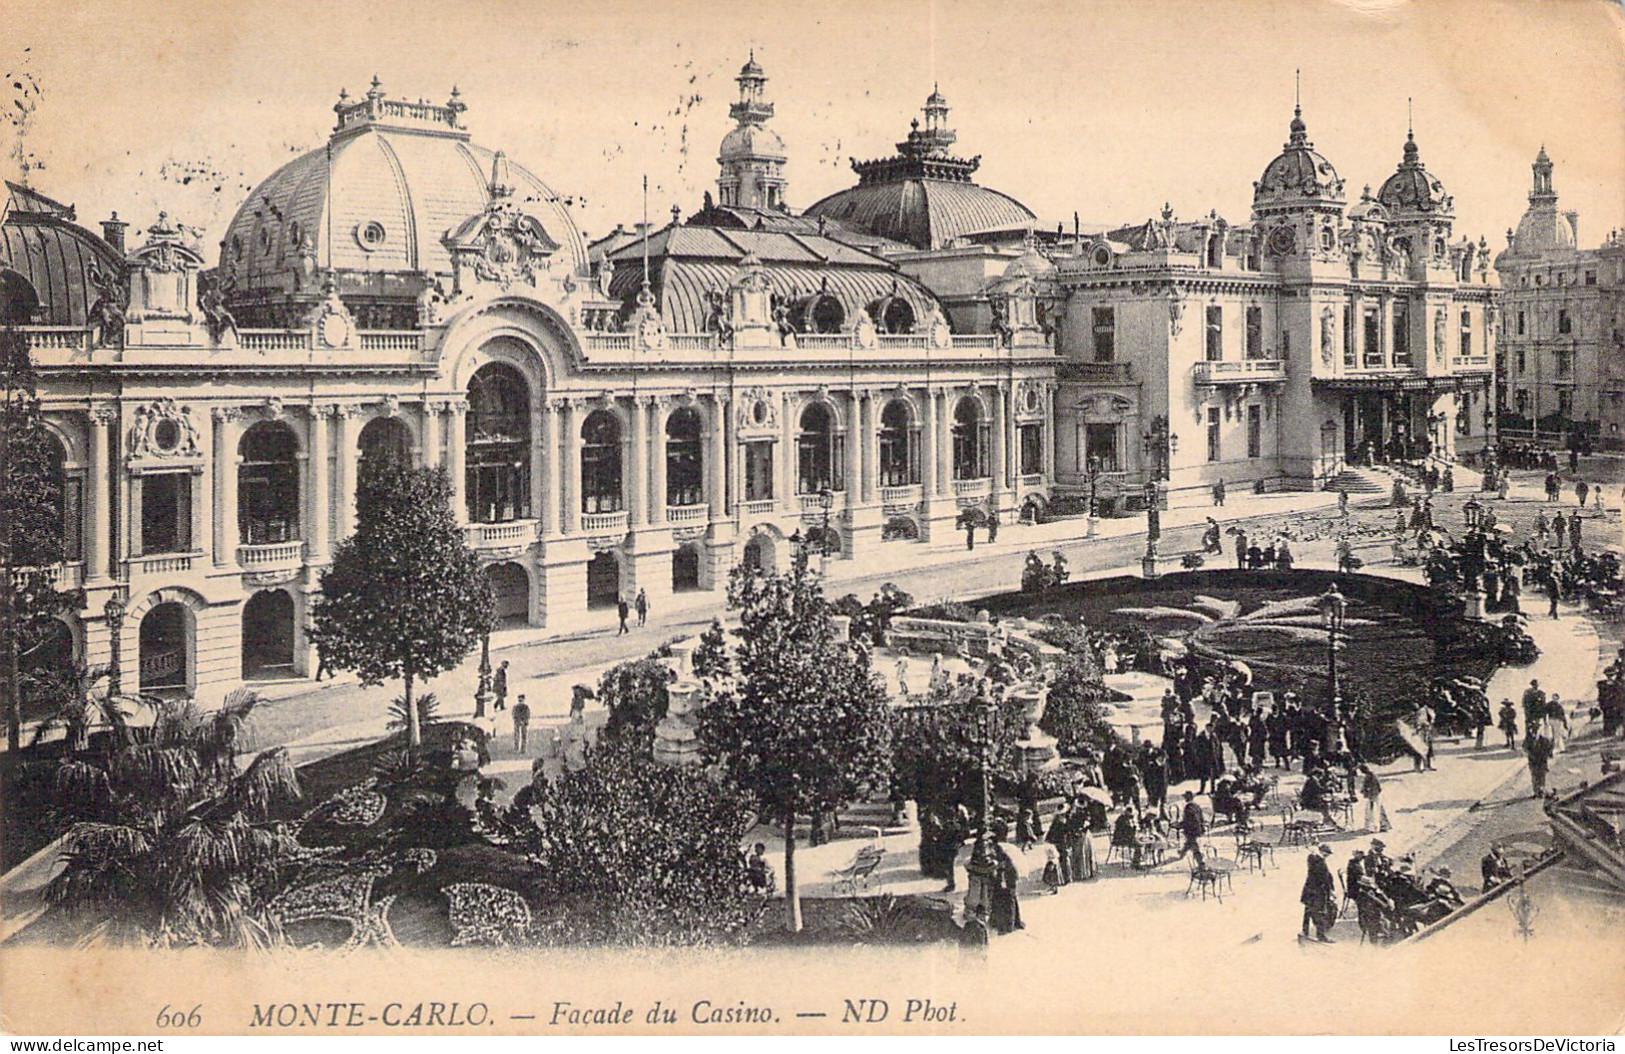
{"left": 819, "top": 486, "right": 834, "bottom": 576}
{"left": 103, "top": 594, "right": 126, "bottom": 698}
{"left": 1084, "top": 454, "right": 1102, "bottom": 537}
{"left": 963, "top": 682, "right": 999, "bottom": 918}
{"left": 1140, "top": 416, "right": 1177, "bottom": 577}
{"left": 474, "top": 621, "right": 493, "bottom": 719}
{"left": 1316, "top": 583, "right": 1346, "bottom": 712}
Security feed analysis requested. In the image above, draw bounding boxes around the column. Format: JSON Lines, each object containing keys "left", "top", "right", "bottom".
{"left": 422, "top": 401, "right": 442, "bottom": 471}
{"left": 334, "top": 405, "right": 358, "bottom": 540}
{"left": 935, "top": 388, "right": 952, "bottom": 494}
{"left": 780, "top": 390, "right": 796, "bottom": 503}
{"left": 852, "top": 391, "right": 869, "bottom": 503}
{"left": 991, "top": 384, "right": 1008, "bottom": 492}
{"left": 650, "top": 398, "right": 670, "bottom": 525}
{"left": 126, "top": 474, "right": 144, "bottom": 559}
{"left": 861, "top": 391, "right": 879, "bottom": 504}
{"left": 539, "top": 396, "right": 559, "bottom": 526}
{"left": 192, "top": 464, "right": 208, "bottom": 557}
{"left": 307, "top": 405, "right": 331, "bottom": 563}
{"left": 629, "top": 396, "right": 649, "bottom": 526}
{"left": 1043, "top": 385, "right": 1058, "bottom": 479}
{"left": 212, "top": 406, "right": 240, "bottom": 566}
{"left": 560, "top": 399, "right": 580, "bottom": 533}
{"left": 920, "top": 387, "right": 938, "bottom": 498}
{"left": 708, "top": 396, "right": 728, "bottom": 518}
{"left": 448, "top": 399, "right": 468, "bottom": 524}
{"left": 86, "top": 408, "right": 113, "bottom": 580}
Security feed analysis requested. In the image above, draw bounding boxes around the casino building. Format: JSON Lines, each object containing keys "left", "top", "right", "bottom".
{"left": 2, "top": 58, "right": 1498, "bottom": 701}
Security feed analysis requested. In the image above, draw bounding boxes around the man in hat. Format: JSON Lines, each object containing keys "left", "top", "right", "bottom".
{"left": 1481, "top": 844, "right": 1514, "bottom": 890}
{"left": 1178, "top": 790, "right": 1206, "bottom": 863}
{"left": 1300, "top": 843, "right": 1338, "bottom": 943}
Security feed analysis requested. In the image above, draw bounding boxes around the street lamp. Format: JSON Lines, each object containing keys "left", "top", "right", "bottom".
{"left": 474, "top": 620, "right": 493, "bottom": 719}
{"left": 819, "top": 486, "right": 834, "bottom": 576}
{"left": 1083, "top": 454, "right": 1103, "bottom": 537}
{"left": 103, "top": 594, "right": 126, "bottom": 698}
{"left": 1140, "top": 416, "right": 1176, "bottom": 577}
{"left": 963, "top": 682, "right": 999, "bottom": 918}
{"left": 1315, "top": 583, "right": 1347, "bottom": 712}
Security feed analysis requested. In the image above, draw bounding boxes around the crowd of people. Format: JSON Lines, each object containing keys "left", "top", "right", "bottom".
{"left": 1340, "top": 838, "right": 1466, "bottom": 943}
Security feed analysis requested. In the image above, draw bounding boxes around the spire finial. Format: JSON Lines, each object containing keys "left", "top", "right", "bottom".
{"left": 1294, "top": 68, "right": 1301, "bottom": 116}
{"left": 640, "top": 175, "right": 652, "bottom": 304}
{"left": 1407, "top": 96, "right": 1413, "bottom": 139}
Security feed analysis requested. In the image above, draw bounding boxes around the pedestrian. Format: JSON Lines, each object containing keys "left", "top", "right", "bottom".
{"left": 635, "top": 587, "right": 648, "bottom": 627}
{"left": 989, "top": 821, "right": 1024, "bottom": 934}
{"left": 617, "top": 595, "right": 630, "bottom": 635}
{"left": 1546, "top": 573, "right": 1561, "bottom": 619}
{"left": 1213, "top": 478, "right": 1227, "bottom": 507}
{"left": 493, "top": 659, "right": 509, "bottom": 712}
{"left": 1548, "top": 694, "right": 1570, "bottom": 755}
{"left": 965, "top": 515, "right": 976, "bottom": 551}
{"left": 1569, "top": 511, "right": 1583, "bottom": 551}
{"left": 1300, "top": 844, "right": 1338, "bottom": 943}
{"left": 1235, "top": 528, "right": 1248, "bottom": 570}
{"left": 1178, "top": 790, "right": 1206, "bottom": 863}
{"left": 1525, "top": 730, "right": 1554, "bottom": 798}
{"left": 987, "top": 509, "right": 999, "bottom": 544}
{"left": 1554, "top": 514, "right": 1567, "bottom": 549}
{"left": 1498, "top": 473, "right": 1510, "bottom": 501}
{"left": 1498, "top": 698, "right": 1519, "bottom": 750}
{"left": 510, "top": 693, "right": 531, "bottom": 753}
{"left": 1360, "top": 764, "right": 1391, "bottom": 833}
{"left": 1338, "top": 488, "right": 1349, "bottom": 517}
{"left": 1577, "top": 480, "right": 1590, "bottom": 509}
{"left": 313, "top": 635, "right": 332, "bottom": 682}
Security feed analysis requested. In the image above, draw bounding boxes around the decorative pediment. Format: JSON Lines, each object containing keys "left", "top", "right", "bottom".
{"left": 444, "top": 191, "right": 562, "bottom": 294}
{"left": 735, "top": 386, "right": 779, "bottom": 435}
{"left": 128, "top": 398, "right": 201, "bottom": 462}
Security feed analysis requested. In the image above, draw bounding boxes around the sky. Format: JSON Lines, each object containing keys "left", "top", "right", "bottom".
{"left": 5, "top": 0, "right": 1623, "bottom": 261}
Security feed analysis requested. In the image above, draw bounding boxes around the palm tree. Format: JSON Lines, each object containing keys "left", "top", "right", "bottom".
{"left": 25, "top": 662, "right": 141, "bottom": 754}
{"left": 43, "top": 689, "right": 304, "bottom": 947}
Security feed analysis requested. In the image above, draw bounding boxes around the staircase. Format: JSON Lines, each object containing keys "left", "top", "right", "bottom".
{"left": 1324, "top": 465, "right": 1390, "bottom": 495}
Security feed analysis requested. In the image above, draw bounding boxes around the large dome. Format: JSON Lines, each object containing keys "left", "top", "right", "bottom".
{"left": 1253, "top": 107, "right": 1345, "bottom": 210}
{"left": 219, "top": 83, "right": 588, "bottom": 295}
{"left": 1, "top": 181, "right": 125, "bottom": 326}
{"left": 1377, "top": 133, "right": 1452, "bottom": 216}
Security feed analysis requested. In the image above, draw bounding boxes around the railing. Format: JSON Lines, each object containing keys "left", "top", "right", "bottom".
{"left": 465, "top": 521, "right": 535, "bottom": 547}
{"left": 1058, "top": 360, "right": 1133, "bottom": 382}
{"left": 1454, "top": 355, "right": 1492, "bottom": 371}
{"left": 1192, "top": 359, "right": 1286, "bottom": 383}
{"left": 40, "top": 562, "right": 85, "bottom": 589}
{"left": 580, "top": 510, "right": 628, "bottom": 536}
{"left": 583, "top": 334, "right": 635, "bottom": 352}
{"left": 668, "top": 334, "right": 715, "bottom": 351}
{"left": 580, "top": 331, "right": 1011, "bottom": 354}
{"left": 238, "top": 329, "right": 313, "bottom": 352}
{"left": 129, "top": 553, "right": 194, "bottom": 575}
{"left": 795, "top": 334, "right": 851, "bottom": 351}
{"left": 953, "top": 477, "right": 992, "bottom": 498}
{"left": 139, "top": 649, "right": 184, "bottom": 681}
{"left": 237, "top": 540, "right": 305, "bottom": 567}
{"left": 359, "top": 330, "right": 423, "bottom": 352}
{"left": 740, "top": 499, "right": 777, "bottom": 517}
{"left": 1019, "top": 473, "right": 1046, "bottom": 489}
{"left": 20, "top": 327, "right": 90, "bottom": 352}
{"left": 880, "top": 484, "right": 923, "bottom": 507}
{"left": 666, "top": 504, "right": 709, "bottom": 524}
{"left": 952, "top": 335, "right": 1000, "bottom": 350}
{"left": 799, "top": 492, "right": 841, "bottom": 514}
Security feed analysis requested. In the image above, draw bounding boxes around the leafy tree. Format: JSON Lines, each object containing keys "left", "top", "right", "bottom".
{"left": 1041, "top": 652, "right": 1120, "bottom": 758}
{"left": 691, "top": 617, "right": 731, "bottom": 682}
{"left": 311, "top": 460, "right": 493, "bottom": 753}
{"left": 891, "top": 682, "right": 1025, "bottom": 811}
{"left": 44, "top": 690, "right": 304, "bottom": 947}
{"left": 597, "top": 656, "right": 674, "bottom": 744}
{"left": 1, "top": 326, "right": 81, "bottom": 752}
{"left": 698, "top": 561, "right": 892, "bottom": 932}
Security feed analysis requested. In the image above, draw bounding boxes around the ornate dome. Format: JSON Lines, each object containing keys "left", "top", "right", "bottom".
{"left": 1346, "top": 184, "right": 1388, "bottom": 223}
{"left": 1377, "top": 132, "right": 1452, "bottom": 216}
{"left": 219, "top": 81, "right": 588, "bottom": 295}
{"left": 1253, "top": 107, "right": 1345, "bottom": 210}
{"left": 1, "top": 181, "right": 125, "bottom": 326}
{"left": 719, "top": 122, "right": 785, "bottom": 163}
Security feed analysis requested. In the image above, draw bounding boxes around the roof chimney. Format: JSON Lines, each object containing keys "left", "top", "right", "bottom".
{"left": 101, "top": 212, "right": 128, "bottom": 254}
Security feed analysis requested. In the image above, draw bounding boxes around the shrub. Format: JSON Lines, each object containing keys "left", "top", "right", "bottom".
{"left": 910, "top": 600, "right": 979, "bottom": 623}
{"left": 1040, "top": 654, "right": 1120, "bottom": 758}
{"left": 387, "top": 691, "right": 440, "bottom": 733}
{"left": 691, "top": 619, "right": 732, "bottom": 681}
{"left": 597, "top": 658, "right": 675, "bottom": 742}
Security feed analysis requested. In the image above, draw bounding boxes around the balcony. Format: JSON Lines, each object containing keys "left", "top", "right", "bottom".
{"left": 1019, "top": 473, "right": 1046, "bottom": 490}
{"left": 237, "top": 329, "right": 313, "bottom": 352}
{"left": 740, "top": 499, "right": 778, "bottom": 518}
{"left": 237, "top": 540, "right": 306, "bottom": 569}
{"left": 1058, "top": 360, "right": 1134, "bottom": 383}
{"left": 39, "top": 562, "right": 85, "bottom": 590}
{"left": 358, "top": 330, "right": 423, "bottom": 352}
{"left": 127, "top": 552, "right": 197, "bottom": 576}
{"left": 666, "top": 504, "right": 710, "bottom": 525}
{"left": 579, "top": 511, "right": 629, "bottom": 537}
{"left": 20, "top": 327, "right": 91, "bottom": 353}
{"left": 953, "top": 477, "right": 992, "bottom": 502}
{"left": 1454, "top": 355, "right": 1492, "bottom": 373}
{"left": 880, "top": 484, "right": 923, "bottom": 513}
{"left": 464, "top": 521, "right": 536, "bottom": 550}
{"left": 1192, "top": 359, "right": 1286, "bottom": 385}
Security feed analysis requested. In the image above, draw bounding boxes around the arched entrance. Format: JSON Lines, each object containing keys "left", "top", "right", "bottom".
{"left": 138, "top": 602, "right": 191, "bottom": 694}
{"left": 672, "top": 543, "right": 702, "bottom": 593}
{"left": 242, "top": 589, "right": 296, "bottom": 679}
{"left": 586, "top": 551, "right": 621, "bottom": 610}
{"left": 465, "top": 364, "right": 531, "bottom": 523}
{"left": 486, "top": 561, "right": 530, "bottom": 626}
{"left": 741, "top": 532, "right": 777, "bottom": 575}
{"left": 358, "top": 416, "right": 412, "bottom": 471}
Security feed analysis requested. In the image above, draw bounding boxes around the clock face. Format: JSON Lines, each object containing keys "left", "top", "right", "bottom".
{"left": 1269, "top": 226, "right": 1297, "bottom": 255}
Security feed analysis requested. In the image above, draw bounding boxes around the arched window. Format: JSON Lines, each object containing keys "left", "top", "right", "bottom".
{"left": 869, "top": 297, "right": 916, "bottom": 335}
{"left": 952, "top": 397, "right": 988, "bottom": 480}
{"left": 238, "top": 422, "right": 301, "bottom": 544}
{"left": 878, "top": 400, "right": 918, "bottom": 486}
{"left": 466, "top": 364, "right": 531, "bottom": 524}
{"left": 797, "top": 403, "right": 842, "bottom": 494}
{"left": 665, "top": 407, "right": 704, "bottom": 507}
{"left": 805, "top": 294, "right": 846, "bottom": 335}
{"left": 358, "top": 416, "right": 412, "bottom": 472}
{"left": 0, "top": 269, "right": 40, "bottom": 325}
{"left": 581, "top": 410, "right": 623, "bottom": 513}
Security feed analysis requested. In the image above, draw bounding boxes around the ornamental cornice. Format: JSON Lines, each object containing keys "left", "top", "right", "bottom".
{"left": 210, "top": 405, "right": 243, "bottom": 423}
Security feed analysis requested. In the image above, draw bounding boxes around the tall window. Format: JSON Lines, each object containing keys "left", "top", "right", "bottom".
{"left": 1517, "top": 349, "right": 1527, "bottom": 373}
{"left": 580, "top": 410, "right": 623, "bottom": 513}
{"left": 44, "top": 437, "right": 80, "bottom": 562}
{"left": 1083, "top": 424, "right": 1118, "bottom": 472}
{"left": 1392, "top": 300, "right": 1411, "bottom": 366}
{"left": 466, "top": 364, "right": 530, "bottom": 523}
{"left": 1092, "top": 307, "right": 1115, "bottom": 362}
{"left": 1517, "top": 311, "right": 1526, "bottom": 336}
{"left": 1206, "top": 407, "right": 1221, "bottom": 463}
{"left": 1459, "top": 309, "right": 1472, "bottom": 359}
{"left": 1205, "top": 306, "right": 1223, "bottom": 361}
{"left": 1019, "top": 424, "right": 1043, "bottom": 476}
{"left": 1343, "top": 305, "right": 1356, "bottom": 366}
{"left": 1558, "top": 308, "right": 1572, "bottom": 335}
{"left": 1363, "top": 307, "right": 1382, "bottom": 367}
{"left": 665, "top": 408, "right": 704, "bottom": 507}
{"left": 878, "top": 400, "right": 918, "bottom": 486}
{"left": 238, "top": 422, "right": 300, "bottom": 544}
{"left": 1247, "top": 405, "right": 1262, "bottom": 459}
{"left": 951, "top": 398, "right": 987, "bottom": 480}
{"left": 797, "top": 403, "right": 843, "bottom": 493}
{"left": 1245, "top": 306, "right": 1263, "bottom": 359}
{"left": 744, "top": 441, "right": 774, "bottom": 501}
{"left": 142, "top": 472, "right": 192, "bottom": 555}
